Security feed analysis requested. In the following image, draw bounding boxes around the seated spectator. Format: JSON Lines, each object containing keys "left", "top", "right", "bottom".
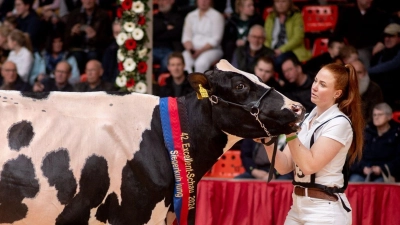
{"left": 0, "top": 60, "right": 31, "bottom": 91}
{"left": 253, "top": 56, "right": 283, "bottom": 90}
{"left": 58, "top": 0, "right": 81, "bottom": 20}
{"left": 33, "top": 61, "right": 74, "bottom": 92}
{"left": 74, "top": 60, "right": 117, "bottom": 92}
{"left": 102, "top": 20, "right": 121, "bottom": 84}
{"left": 350, "top": 103, "right": 400, "bottom": 182}
{"left": 281, "top": 55, "right": 314, "bottom": 113}
{"left": 6, "top": 29, "right": 33, "bottom": 83}
{"left": 14, "top": 0, "right": 42, "bottom": 51}
{"left": 303, "top": 36, "right": 345, "bottom": 78}
{"left": 0, "top": 26, "right": 11, "bottom": 65}
{"left": 159, "top": 52, "right": 194, "bottom": 97}
{"left": 334, "top": 0, "right": 389, "bottom": 68}
{"left": 264, "top": 0, "right": 311, "bottom": 70}
{"left": 231, "top": 24, "right": 274, "bottom": 74}
{"left": 369, "top": 23, "right": 400, "bottom": 110}
{"left": 181, "top": 0, "right": 224, "bottom": 73}
{"left": 222, "top": 0, "right": 264, "bottom": 61}
{"left": 65, "top": 0, "right": 112, "bottom": 73}
{"left": 338, "top": 45, "right": 359, "bottom": 64}
{"left": 33, "top": 0, "right": 60, "bottom": 17}
{"left": 350, "top": 60, "right": 383, "bottom": 123}
{"left": 153, "top": 0, "right": 184, "bottom": 75}
{"left": 235, "top": 138, "right": 271, "bottom": 180}
{"left": 31, "top": 33, "right": 80, "bottom": 85}
{"left": 3, "top": 15, "right": 18, "bottom": 31}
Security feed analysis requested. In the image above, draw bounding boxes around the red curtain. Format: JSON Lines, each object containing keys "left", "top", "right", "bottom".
{"left": 195, "top": 179, "right": 400, "bottom": 225}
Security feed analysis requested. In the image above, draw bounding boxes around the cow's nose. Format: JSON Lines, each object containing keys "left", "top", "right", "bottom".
{"left": 291, "top": 104, "right": 305, "bottom": 117}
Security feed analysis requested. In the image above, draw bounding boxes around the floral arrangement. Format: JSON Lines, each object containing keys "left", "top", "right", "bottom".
{"left": 115, "top": 0, "right": 150, "bottom": 93}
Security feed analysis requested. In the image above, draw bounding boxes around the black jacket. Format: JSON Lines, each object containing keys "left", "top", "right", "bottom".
{"left": 153, "top": 7, "right": 184, "bottom": 51}
{"left": 231, "top": 43, "right": 274, "bottom": 74}
{"left": 350, "top": 121, "right": 400, "bottom": 181}
{"left": 158, "top": 72, "right": 194, "bottom": 97}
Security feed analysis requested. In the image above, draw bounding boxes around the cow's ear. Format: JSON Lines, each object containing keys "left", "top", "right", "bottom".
{"left": 188, "top": 72, "right": 211, "bottom": 99}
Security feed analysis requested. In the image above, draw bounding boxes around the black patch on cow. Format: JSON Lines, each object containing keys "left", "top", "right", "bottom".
{"left": 56, "top": 155, "right": 110, "bottom": 225}
{"left": 95, "top": 192, "right": 120, "bottom": 223}
{"left": 105, "top": 91, "right": 131, "bottom": 96}
{"left": 0, "top": 155, "right": 40, "bottom": 223}
{"left": 41, "top": 149, "right": 77, "bottom": 204}
{"left": 7, "top": 120, "right": 35, "bottom": 151}
{"left": 95, "top": 106, "right": 174, "bottom": 225}
{"left": 21, "top": 92, "right": 50, "bottom": 100}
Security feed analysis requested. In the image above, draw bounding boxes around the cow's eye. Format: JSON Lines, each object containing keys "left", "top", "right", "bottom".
{"left": 236, "top": 83, "right": 245, "bottom": 90}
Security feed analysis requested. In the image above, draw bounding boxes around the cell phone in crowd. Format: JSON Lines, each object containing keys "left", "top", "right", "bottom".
{"left": 80, "top": 24, "right": 88, "bottom": 32}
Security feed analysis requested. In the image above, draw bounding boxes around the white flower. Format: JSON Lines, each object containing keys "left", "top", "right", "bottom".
{"left": 138, "top": 48, "right": 147, "bottom": 59}
{"left": 116, "top": 76, "right": 127, "bottom": 87}
{"left": 132, "top": 28, "right": 144, "bottom": 40}
{"left": 123, "top": 22, "right": 135, "bottom": 33}
{"left": 116, "top": 32, "right": 128, "bottom": 46}
{"left": 117, "top": 49, "right": 125, "bottom": 61}
{"left": 135, "top": 81, "right": 147, "bottom": 93}
{"left": 123, "top": 58, "right": 136, "bottom": 72}
{"left": 132, "top": 1, "right": 144, "bottom": 13}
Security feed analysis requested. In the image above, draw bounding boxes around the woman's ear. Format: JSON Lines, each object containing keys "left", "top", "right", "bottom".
{"left": 334, "top": 90, "right": 342, "bottom": 99}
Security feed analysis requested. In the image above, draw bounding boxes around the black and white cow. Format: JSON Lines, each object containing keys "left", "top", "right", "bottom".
{"left": 0, "top": 60, "right": 304, "bottom": 225}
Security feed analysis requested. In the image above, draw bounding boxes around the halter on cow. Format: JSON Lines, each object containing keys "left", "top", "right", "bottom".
{"left": 0, "top": 60, "right": 304, "bottom": 225}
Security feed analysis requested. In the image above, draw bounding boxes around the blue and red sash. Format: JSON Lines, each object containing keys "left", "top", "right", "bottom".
{"left": 160, "top": 97, "right": 196, "bottom": 225}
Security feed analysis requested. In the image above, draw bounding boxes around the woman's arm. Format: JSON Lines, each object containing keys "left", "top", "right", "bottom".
{"left": 263, "top": 140, "right": 294, "bottom": 175}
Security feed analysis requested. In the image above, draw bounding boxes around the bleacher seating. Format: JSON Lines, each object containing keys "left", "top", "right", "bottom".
{"left": 302, "top": 5, "right": 338, "bottom": 33}
{"left": 311, "top": 37, "right": 329, "bottom": 57}
{"left": 205, "top": 150, "right": 245, "bottom": 178}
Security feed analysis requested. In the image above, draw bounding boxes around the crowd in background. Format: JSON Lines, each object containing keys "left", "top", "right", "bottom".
{"left": 0, "top": 0, "right": 399, "bottom": 183}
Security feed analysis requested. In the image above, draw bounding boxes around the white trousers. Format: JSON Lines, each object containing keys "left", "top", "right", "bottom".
{"left": 182, "top": 48, "right": 223, "bottom": 73}
{"left": 284, "top": 192, "right": 352, "bottom": 225}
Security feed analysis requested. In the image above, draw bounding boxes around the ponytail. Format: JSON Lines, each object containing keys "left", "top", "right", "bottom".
{"left": 323, "top": 63, "right": 364, "bottom": 165}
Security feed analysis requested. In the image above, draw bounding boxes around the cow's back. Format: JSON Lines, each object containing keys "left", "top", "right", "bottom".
{"left": 0, "top": 91, "right": 164, "bottom": 224}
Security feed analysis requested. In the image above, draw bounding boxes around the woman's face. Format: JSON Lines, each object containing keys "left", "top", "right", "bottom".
{"left": 52, "top": 38, "right": 63, "bottom": 53}
{"left": 274, "top": 0, "right": 290, "bottom": 14}
{"left": 7, "top": 36, "right": 16, "bottom": 50}
{"left": 311, "top": 68, "right": 342, "bottom": 109}
{"left": 240, "top": 0, "right": 254, "bottom": 17}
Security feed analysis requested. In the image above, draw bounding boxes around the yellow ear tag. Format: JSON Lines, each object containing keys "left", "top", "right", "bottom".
{"left": 197, "top": 84, "right": 209, "bottom": 99}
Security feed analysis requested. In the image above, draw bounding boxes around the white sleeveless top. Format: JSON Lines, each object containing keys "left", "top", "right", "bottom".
{"left": 294, "top": 104, "right": 353, "bottom": 188}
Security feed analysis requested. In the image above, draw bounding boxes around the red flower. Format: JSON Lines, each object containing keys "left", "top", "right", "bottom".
{"left": 137, "top": 61, "right": 147, "bottom": 74}
{"left": 121, "top": 0, "right": 132, "bottom": 11}
{"left": 126, "top": 78, "right": 135, "bottom": 88}
{"left": 118, "top": 62, "right": 124, "bottom": 71}
{"left": 138, "top": 16, "right": 146, "bottom": 25}
{"left": 117, "top": 7, "right": 123, "bottom": 18}
{"left": 125, "top": 39, "right": 137, "bottom": 50}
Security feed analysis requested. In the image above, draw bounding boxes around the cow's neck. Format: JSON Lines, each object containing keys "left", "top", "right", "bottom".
{"left": 182, "top": 93, "right": 237, "bottom": 181}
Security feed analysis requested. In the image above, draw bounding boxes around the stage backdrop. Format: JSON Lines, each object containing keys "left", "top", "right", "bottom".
{"left": 195, "top": 179, "right": 400, "bottom": 225}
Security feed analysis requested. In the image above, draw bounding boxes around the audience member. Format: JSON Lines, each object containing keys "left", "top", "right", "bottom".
{"left": 153, "top": 0, "right": 184, "bottom": 74}
{"left": 33, "top": 0, "right": 60, "bottom": 16}
{"left": 31, "top": 33, "right": 80, "bottom": 85}
{"left": 369, "top": 23, "right": 400, "bottom": 110}
{"left": 253, "top": 56, "right": 283, "bottom": 90}
{"left": 6, "top": 29, "right": 33, "bottom": 83}
{"left": 334, "top": 0, "right": 389, "bottom": 68}
{"left": 102, "top": 20, "right": 120, "bottom": 84}
{"left": 181, "top": 0, "right": 224, "bottom": 73}
{"left": 58, "top": 0, "right": 81, "bottom": 20}
{"left": 14, "top": 0, "right": 42, "bottom": 51}
{"left": 0, "top": 60, "right": 31, "bottom": 91}
{"left": 231, "top": 24, "right": 274, "bottom": 74}
{"left": 33, "top": 61, "right": 74, "bottom": 92}
{"left": 235, "top": 138, "right": 271, "bottom": 180}
{"left": 350, "top": 60, "right": 383, "bottom": 123}
{"left": 65, "top": 0, "right": 112, "bottom": 73}
{"left": 350, "top": 103, "right": 400, "bottom": 182}
{"left": 281, "top": 55, "right": 314, "bottom": 112}
{"left": 264, "top": 0, "right": 311, "bottom": 69}
{"left": 159, "top": 52, "right": 193, "bottom": 97}
{"left": 222, "top": 0, "right": 264, "bottom": 61}
{"left": 303, "top": 36, "right": 345, "bottom": 78}
{"left": 3, "top": 15, "right": 18, "bottom": 31}
{"left": 74, "top": 60, "right": 116, "bottom": 92}
{"left": 0, "top": 26, "right": 11, "bottom": 65}
{"left": 338, "top": 45, "right": 359, "bottom": 64}
{"left": 213, "top": 0, "right": 235, "bottom": 18}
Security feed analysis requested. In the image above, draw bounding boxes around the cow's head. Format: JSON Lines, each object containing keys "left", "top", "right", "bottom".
{"left": 188, "top": 59, "right": 305, "bottom": 138}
